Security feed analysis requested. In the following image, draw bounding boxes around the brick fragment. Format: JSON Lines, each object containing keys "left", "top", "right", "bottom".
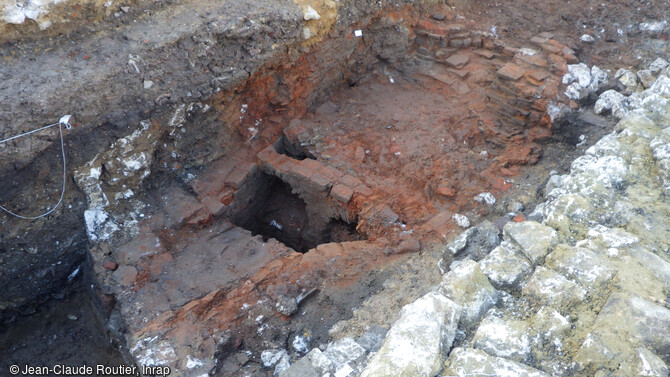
{"left": 257, "top": 145, "right": 280, "bottom": 165}
{"left": 355, "top": 185, "right": 374, "bottom": 197}
{"left": 516, "top": 53, "right": 549, "bottom": 68}
{"left": 331, "top": 184, "right": 354, "bottom": 203}
{"left": 310, "top": 173, "right": 332, "bottom": 192}
{"left": 201, "top": 196, "right": 226, "bottom": 216}
{"left": 225, "top": 161, "right": 257, "bottom": 189}
{"left": 474, "top": 49, "right": 494, "bottom": 59}
{"left": 503, "top": 46, "right": 518, "bottom": 56}
{"left": 497, "top": 63, "right": 524, "bottom": 81}
{"left": 530, "top": 36, "right": 549, "bottom": 46}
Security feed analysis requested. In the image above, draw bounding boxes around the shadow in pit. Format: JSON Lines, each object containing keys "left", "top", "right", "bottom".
{"left": 274, "top": 135, "right": 316, "bottom": 161}
{"left": 230, "top": 173, "right": 363, "bottom": 253}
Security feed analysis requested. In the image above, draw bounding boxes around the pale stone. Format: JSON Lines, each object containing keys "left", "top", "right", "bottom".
{"left": 445, "top": 220, "right": 500, "bottom": 260}
{"left": 565, "top": 82, "right": 590, "bottom": 101}
{"left": 637, "top": 69, "right": 656, "bottom": 89}
{"left": 472, "top": 315, "right": 532, "bottom": 362}
{"left": 545, "top": 244, "right": 615, "bottom": 291}
{"left": 280, "top": 356, "right": 316, "bottom": 377}
{"left": 503, "top": 221, "right": 558, "bottom": 265}
{"left": 569, "top": 154, "right": 629, "bottom": 191}
{"left": 306, "top": 349, "right": 334, "bottom": 374}
{"left": 355, "top": 325, "right": 387, "bottom": 352}
{"left": 595, "top": 90, "right": 626, "bottom": 115}
{"left": 580, "top": 34, "right": 595, "bottom": 43}
{"left": 443, "top": 347, "right": 550, "bottom": 377}
{"left": 478, "top": 243, "right": 532, "bottom": 289}
{"left": 586, "top": 225, "right": 639, "bottom": 249}
{"left": 452, "top": 213, "right": 470, "bottom": 228}
{"left": 590, "top": 65, "right": 609, "bottom": 93}
{"left": 322, "top": 338, "right": 366, "bottom": 370}
{"left": 522, "top": 267, "right": 585, "bottom": 312}
{"left": 438, "top": 260, "right": 499, "bottom": 326}
{"left": 642, "top": 93, "right": 670, "bottom": 121}
{"left": 361, "top": 292, "right": 461, "bottom": 377}
{"left": 568, "top": 63, "right": 592, "bottom": 87}
{"left": 543, "top": 192, "right": 594, "bottom": 236}
{"left": 618, "top": 109, "right": 658, "bottom": 139}
{"left": 615, "top": 347, "right": 670, "bottom": 377}
{"left": 262, "top": 349, "right": 289, "bottom": 368}
{"left": 576, "top": 332, "right": 622, "bottom": 371}
{"left": 585, "top": 132, "right": 623, "bottom": 158}
{"left": 581, "top": 292, "right": 670, "bottom": 370}
{"left": 649, "top": 58, "right": 669, "bottom": 75}
{"left": 615, "top": 68, "right": 641, "bottom": 92}
{"left": 474, "top": 192, "right": 496, "bottom": 205}
{"left": 303, "top": 6, "right": 320, "bottom": 21}
{"left": 649, "top": 75, "right": 670, "bottom": 98}
{"left": 530, "top": 307, "right": 571, "bottom": 340}
{"left": 545, "top": 173, "right": 566, "bottom": 196}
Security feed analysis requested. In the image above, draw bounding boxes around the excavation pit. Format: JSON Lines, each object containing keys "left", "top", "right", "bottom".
{"left": 14, "top": 13, "right": 582, "bottom": 376}
{"left": 1, "top": 1, "right": 642, "bottom": 376}
{"left": 229, "top": 173, "right": 364, "bottom": 253}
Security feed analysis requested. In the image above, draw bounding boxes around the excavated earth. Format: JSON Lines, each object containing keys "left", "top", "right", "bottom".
{"left": 1, "top": 0, "right": 669, "bottom": 376}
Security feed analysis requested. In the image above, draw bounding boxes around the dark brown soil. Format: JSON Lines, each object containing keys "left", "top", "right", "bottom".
{"left": 0, "top": 282, "right": 125, "bottom": 375}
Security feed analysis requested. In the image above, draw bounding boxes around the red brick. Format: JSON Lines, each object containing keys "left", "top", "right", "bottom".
{"left": 287, "top": 161, "right": 313, "bottom": 181}
{"left": 548, "top": 53, "right": 568, "bottom": 74}
{"left": 315, "top": 243, "right": 345, "bottom": 258}
{"left": 112, "top": 265, "right": 138, "bottom": 286}
{"left": 529, "top": 36, "right": 549, "bottom": 46}
{"left": 503, "top": 46, "right": 518, "bottom": 57}
{"left": 416, "top": 20, "right": 450, "bottom": 36}
{"left": 257, "top": 145, "right": 280, "bottom": 165}
{"left": 309, "top": 173, "right": 332, "bottom": 192}
{"left": 563, "top": 52, "right": 578, "bottom": 64}
{"left": 250, "top": 268, "right": 270, "bottom": 284}
{"left": 271, "top": 155, "right": 294, "bottom": 175}
{"left": 148, "top": 253, "right": 173, "bottom": 276}
{"left": 445, "top": 53, "right": 470, "bottom": 69}
{"left": 528, "top": 70, "right": 550, "bottom": 82}
{"left": 283, "top": 119, "right": 307, "bottom": 142}
{"left": 497, "top": 63, "right": 524, "bottom": 81}
{"left": 103, "top": 261, "right": 118, "bottom": 271}
{"left": 225, "top": 161, "right": 257, "bottom": 188}
{"left": 321, "top": 166, "right": 344, "bottom": 180}
{"left": 340, "top": 174, "right": 363, "bottom": 188}
{"left": 396, "top": 238, "right": 421, "bottom": 254}
{"left": 516, "top": 53, "right": 549, "bottom": 68}
{"left": 201, "top": 196, "right": 226, "bottom": 216}
{"left": 331, "top": 184, "right": 354, "bottom": 203}
{"left": 299, "top": 158, "right": 324, "bottom": 172}
{"left": 117, "top": 232, "right": 166, "bottom": 264}
{"left": 474, "top": 49, "right": 494, "bottom": 59}
{"left": 190, "top": 157, "right": 239, "bottom": 197}
{"left": 185, "top": 206, "right": 212, "bottom": 225}
{"left": 436, "top": 181, "right": 456, "bottom": 197}
{"left": 541, "top": 42, "right": 562, "bottom": 55}
{"left": 426, "top": 211, "right": 452, "bottom": 238}
{"left": 355, "top": 185, "right": 374, "bottom": 197}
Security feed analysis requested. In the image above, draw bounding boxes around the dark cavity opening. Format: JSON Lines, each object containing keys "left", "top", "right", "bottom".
{"left": 323, "top": 219, "right": 364, "bottom": 244}
{"left": 230, "top": 173, "right": 363, "bottom": 253}
{"left": 274, "top": 136, "right": 316, "bottom": 161}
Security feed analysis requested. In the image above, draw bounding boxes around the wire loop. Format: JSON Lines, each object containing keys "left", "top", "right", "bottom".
{"left": 0, "top": 116, "right": 71, "bottom": 220}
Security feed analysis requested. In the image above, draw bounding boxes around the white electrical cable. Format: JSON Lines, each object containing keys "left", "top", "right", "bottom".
{"left": 0, "top": 116, "right": 72, "bottom": 220}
